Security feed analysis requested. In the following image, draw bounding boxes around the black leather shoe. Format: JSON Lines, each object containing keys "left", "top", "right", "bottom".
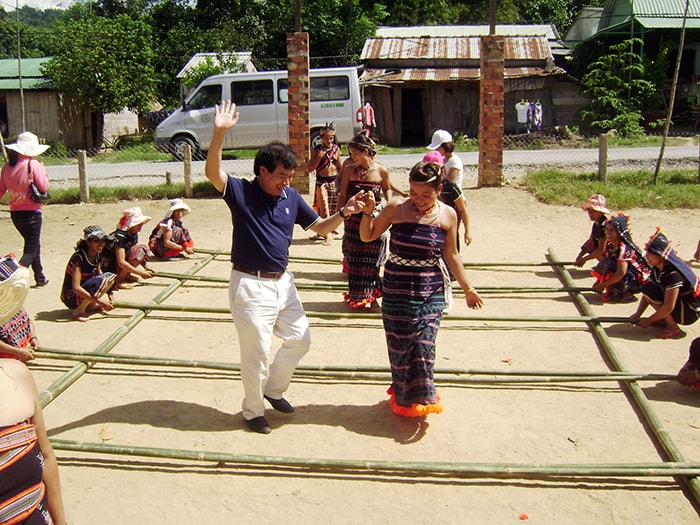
{"left": 264, "top": 395, "right": 295, "bottom": 413}
{"left": 245, "top": 416, "right": 271, "bottom": 434}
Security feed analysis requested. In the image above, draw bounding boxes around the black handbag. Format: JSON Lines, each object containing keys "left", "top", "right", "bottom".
{"left": 27, "top": 161, "right": 50, "bottom": 203}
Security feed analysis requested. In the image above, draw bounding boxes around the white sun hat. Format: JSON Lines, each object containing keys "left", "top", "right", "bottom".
{"left": 0, "top": 255, "right": 30, "bottom": 324}
{"left": 166, "top": 198, "right": 190, "bottom": 218}
{"left": 426, "top": 129, "right": 453, "bottom": 150}
{"left": 117, "top": 207, "right": 151, "bottom": 231}
{"left": 6, "top": 131, "right": 50, "bottom": 157}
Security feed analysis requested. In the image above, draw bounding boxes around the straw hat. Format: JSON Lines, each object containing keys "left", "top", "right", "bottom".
{"left": 426, "top": 129, "right": 453, "bottom": 150}
{"left": 0, "top": 255, "right": 30, "bottom": 324}
{"left": 165, "top": 198, "right": 190, "bottom": 218}
{"left": 581, "top": 194, "right": 611, "bottom": 215}
{"left": 117, "top": 207, "right": 151, "bottom": 231}
{"left": 6, "top": 131, "right": 50, "bottom": 157}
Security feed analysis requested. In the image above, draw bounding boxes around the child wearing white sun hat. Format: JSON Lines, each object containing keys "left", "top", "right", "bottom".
{"left": 0, "top": 254, "right": 38, "bottom": 361}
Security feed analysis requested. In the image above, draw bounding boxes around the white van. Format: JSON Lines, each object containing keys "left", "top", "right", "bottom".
{"left": 155, "top": 66, "right": 363, "bottom": 159}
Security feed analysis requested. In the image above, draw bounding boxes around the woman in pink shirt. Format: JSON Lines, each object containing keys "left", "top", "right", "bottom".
{"left": 0, "top": 132, "right": 51, "bottom": 286}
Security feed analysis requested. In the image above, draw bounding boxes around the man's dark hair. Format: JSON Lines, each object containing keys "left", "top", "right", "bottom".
{"left": 254, "top": 141, "right": 299, "bottom": 177}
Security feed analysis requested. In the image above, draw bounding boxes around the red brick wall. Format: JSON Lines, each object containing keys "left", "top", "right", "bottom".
{"left": 287, "top": 32, "right": 310, "bottom": 193}
{"left": 478, "top": 36, "right": 505, "bottom": 187}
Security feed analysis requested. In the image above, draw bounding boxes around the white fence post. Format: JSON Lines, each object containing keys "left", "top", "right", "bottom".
{"left": 78, "top": 150, "right": 89, "bottom": 203}
{"left": 183, "top": 145, "right": 193, "bottom": 198}
{"left": 598, "top": 134, "right": 608, "bottom": 182}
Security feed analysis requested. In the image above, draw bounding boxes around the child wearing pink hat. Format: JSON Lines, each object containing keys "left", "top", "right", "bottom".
{"left": 101, "top": 207, "right": 153, "bottom": 289}
{"left": 575, "top": 194, "right": 611, "bottom": 268}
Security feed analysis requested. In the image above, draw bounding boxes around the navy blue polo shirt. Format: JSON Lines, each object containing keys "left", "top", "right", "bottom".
{"left": 222, "top": 175, "right": 319, "bottom": 272}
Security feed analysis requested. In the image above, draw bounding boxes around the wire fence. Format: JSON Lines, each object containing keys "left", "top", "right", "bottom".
{"left": 41, "top": 134, "right": 700, "bottom": 192}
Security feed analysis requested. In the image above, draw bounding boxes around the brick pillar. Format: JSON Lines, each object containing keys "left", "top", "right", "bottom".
{"left": 478, "top": 35, "right": 505, "bottom": 187}
{"left": 287, "top": 32, "right": 310, "bottom": 193}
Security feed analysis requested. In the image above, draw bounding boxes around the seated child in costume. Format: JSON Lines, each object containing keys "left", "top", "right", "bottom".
{"left": 575, "top": 194, "right": 611, "bottom": 267}
{"left": 0, "top": 254, "right": 37, "bottom": 362}
{"left": 60, "top": 225, "right": 117, "bottom": 322}
{"left": 102, "top": 207, "right": 153, "bottom": 289}
{"left": 677, "top": 337, "right": 700, "bottom": 388}
{"left": 631, "top": 229, "right": 700, "bottom": 339}
{"left": 148, "top": 198, "right": 195, "bottom": 258}
{"left": 423, "top": 150, "right": 472, "bottom": 249}
{"left": 592, "top": 214, "right": 650, "bottom": 303}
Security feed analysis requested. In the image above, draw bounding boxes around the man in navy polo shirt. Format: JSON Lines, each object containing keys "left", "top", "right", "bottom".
{"left": 205, "top": 100, "right": 365, "bottom": 434}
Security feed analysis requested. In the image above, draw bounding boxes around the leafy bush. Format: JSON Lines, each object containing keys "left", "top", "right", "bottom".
{"left": 578, "top": 39, "right": 657, "bottom": 138}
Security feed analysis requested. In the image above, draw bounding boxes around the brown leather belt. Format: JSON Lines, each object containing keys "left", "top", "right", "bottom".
{"left": 233, "top": 264, "right": 285, "bottom": 280}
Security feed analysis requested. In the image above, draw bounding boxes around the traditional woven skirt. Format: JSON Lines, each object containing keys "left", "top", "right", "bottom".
{"left": 342, "top": 213, "right": 384, "bottom": 308}
{"left": 0, "top": 421, "right": 51, "bottom": 524}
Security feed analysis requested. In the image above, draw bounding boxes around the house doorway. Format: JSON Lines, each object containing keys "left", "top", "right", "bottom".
{"left": 401, "top": 89, "right": 425, "bottom": 146}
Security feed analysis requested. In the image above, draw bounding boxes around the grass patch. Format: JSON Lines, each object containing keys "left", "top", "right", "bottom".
{"left": 523, "top": 168, "right": 700, "bottom": 209}
{"left": 43, "top": 181, "right": 220, "bottom": 205}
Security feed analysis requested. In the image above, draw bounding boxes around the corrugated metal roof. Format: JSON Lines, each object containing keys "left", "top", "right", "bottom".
{"left": 177, "top": 52, "right": 255, "bottom": 78}
{"left": 0, "top": 58, "right": 53, "bottom": 90}
{"left": 376, "top": 24, "right": 561, "bottom": 40}
{"left": 361, "top": 36, "right": 553, "bottom": 62}
{"left": 359, "top": 66, "right": 563, "bottom": 84}
{"left": 599, "top": 0, "right": 700, "bottom": 31}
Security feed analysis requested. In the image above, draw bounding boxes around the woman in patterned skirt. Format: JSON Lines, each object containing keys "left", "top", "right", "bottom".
{"left": 338, "top": 134, "right": 393, "bottom": 308}
{"left": 0, "top": 358, "right": 67, "bottom": 524}
{"left": 359, "top": 161, "right": 484, "bottom": 416}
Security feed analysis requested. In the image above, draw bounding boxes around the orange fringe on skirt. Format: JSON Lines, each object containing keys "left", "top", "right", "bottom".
{"left": 387, "top": 386, "right": 443, "bottom": 417}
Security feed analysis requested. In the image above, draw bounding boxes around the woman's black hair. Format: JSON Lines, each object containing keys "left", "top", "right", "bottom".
{"left": 441, "top": 141, "right": 456, "bottom": 154}
{"left": 6, "top": 149, "right": 19, "bottom": 167}
{"left": 347, "top": 134, "right": 377, "bottom": 157}
{"left": 409, "top": 161, "right": 442, "bottom": 190}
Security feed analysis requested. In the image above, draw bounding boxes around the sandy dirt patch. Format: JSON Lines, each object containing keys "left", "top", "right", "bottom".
{"left": 1, "top": 178, "right": 699, "bottom": 524}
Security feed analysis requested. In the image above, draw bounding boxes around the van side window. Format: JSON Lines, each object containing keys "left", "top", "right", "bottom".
{"left": 277, "top": 76, "right": 350, "bottom": 103}
{"left": 187, "top": 85, "right": 222, "bottom": 110}
{"left": 311, "top": 76, "right": 350, "bottom": 101}
{"left": 231, "top": 80, "right": 274, "bottom": 105}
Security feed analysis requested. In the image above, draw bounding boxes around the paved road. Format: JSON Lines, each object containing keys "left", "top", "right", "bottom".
{"left": 47, "top": 145, "right": 698, "bottom": 189}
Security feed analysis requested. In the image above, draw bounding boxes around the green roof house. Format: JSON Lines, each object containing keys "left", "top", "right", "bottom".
{"left": 0, "top": 57, "right": 95, "bottom": 149}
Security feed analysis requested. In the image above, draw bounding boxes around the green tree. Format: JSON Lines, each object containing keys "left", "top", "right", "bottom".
{"left": 180, "top": 52, "right": 243, "bottom": 90}
{"left": 578, "top": 39, "right": 656, "bottom": 137}
{"left": 42, "top": 13, "right": 156, "bottom": 146}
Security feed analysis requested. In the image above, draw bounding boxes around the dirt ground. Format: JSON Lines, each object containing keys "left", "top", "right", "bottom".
{"left": 2, "top": 179, "right": 699, "bottom": 524}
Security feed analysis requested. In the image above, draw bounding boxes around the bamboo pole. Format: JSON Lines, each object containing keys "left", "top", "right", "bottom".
{"left": 38, "top": 256, "right": 215, "bottom": 408}
{"left": 34, "top": 349, "right": 676, "bottom": 384}
{"left": 152, "top": 271, "right": 589, "bottom": 294}
{"left": 112, "top": 300, "right": 631, "bottom": 324}
{"left": 194, "top": 248, "right": 576, "bottom": 268}
{"left": 48, "top": 438, "right": 700, "bottom": 479}
{"left": 549, "top": 248, "right": 700, "bottom": 505}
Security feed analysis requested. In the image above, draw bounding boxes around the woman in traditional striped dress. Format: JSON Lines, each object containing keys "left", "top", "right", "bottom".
{"left": 359, "top": 161, "right": 483, "bottom": 416}
{"left": 338, "top": 134, "right": 393, "bottom": 308}
{"left": 0, "top": 358, "right": 67, "bottom": 524}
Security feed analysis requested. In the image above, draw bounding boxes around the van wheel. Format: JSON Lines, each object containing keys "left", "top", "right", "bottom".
{"left": 171, "top": 136, "right": 198, "bottom": 161}
{"left": 310, "top": 130, "right": 322, "bottom": 149}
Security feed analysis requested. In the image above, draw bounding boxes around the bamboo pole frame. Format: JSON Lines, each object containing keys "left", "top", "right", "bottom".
{"left": 152, "top": 270, "right": 590, "bottom": 295}
{"left": 112, "top": 300, "right": 632, "bottom": 324}
{"left": 48, "top": 438, "right": 700, "bottom": 479}
{"left": 549, "top": 248, "right": 700, "bottom": 506}
{"left": 38, "top": 256, "right": 215, "bottom": 408}
{"left": 194, "top": 247, "right": 576, "bottom": 268}
{"left": 34, "top": 348, "right": 677, "bottom": 384}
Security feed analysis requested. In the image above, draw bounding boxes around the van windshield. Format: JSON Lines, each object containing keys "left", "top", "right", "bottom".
{"left": 277, "top": 75, "right": 350, "bottom": 103}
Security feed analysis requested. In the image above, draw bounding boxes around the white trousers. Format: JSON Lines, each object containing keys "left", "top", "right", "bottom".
{"left": 229, "top": 269, "right": 311, "bottom": 420}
